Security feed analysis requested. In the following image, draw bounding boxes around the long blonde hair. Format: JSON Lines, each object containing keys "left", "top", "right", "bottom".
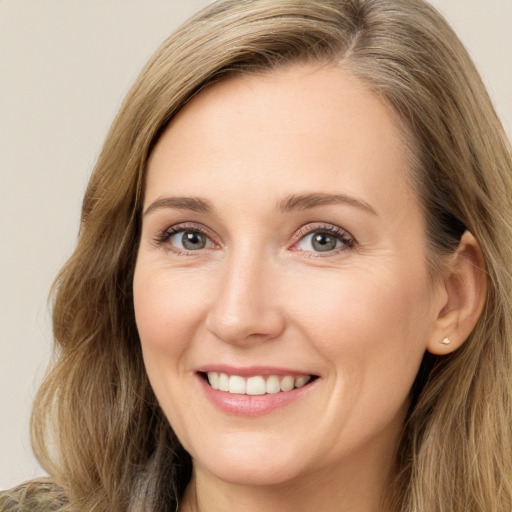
{"left": 2, "top": 1, "right": 511, "bottom": 511}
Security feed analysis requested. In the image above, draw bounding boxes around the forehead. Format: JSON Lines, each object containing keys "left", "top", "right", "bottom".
{"left": 146, "top": 63, "right": 419, "bottom": 225}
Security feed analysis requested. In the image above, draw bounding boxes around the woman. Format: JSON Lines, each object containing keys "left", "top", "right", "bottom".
{"left": 2, "top": 0, "right": 511, "bottom": 510}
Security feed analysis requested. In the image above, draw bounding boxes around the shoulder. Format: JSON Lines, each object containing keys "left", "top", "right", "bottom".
{"left": 0, "top": 480, "right": 68, "bottom": 512}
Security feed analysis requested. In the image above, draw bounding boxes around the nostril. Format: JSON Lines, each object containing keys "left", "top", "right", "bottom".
{"left": 205, "top": 309, "right": 287, "bottom": 346}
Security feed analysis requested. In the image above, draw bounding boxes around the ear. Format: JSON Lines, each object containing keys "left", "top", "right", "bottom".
{"left": 427, "top": 231, "right": 487, "bottom": 355}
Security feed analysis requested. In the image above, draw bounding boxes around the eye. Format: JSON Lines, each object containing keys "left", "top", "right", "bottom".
{"left": 298, "top": 232, "right": 340, "bottom": 252}
{"left": 154, "top": 224, "right": 216, "bottom": 253}
{"left": 293, "top": 224, "right": 354, "bottom": 254}
{"left": 170, "top": 230, "right": 212, "bottom": 251}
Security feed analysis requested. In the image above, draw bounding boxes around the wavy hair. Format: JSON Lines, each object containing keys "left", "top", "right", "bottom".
{"left": 2, "top": 0, "right": 511, "bottom": 511}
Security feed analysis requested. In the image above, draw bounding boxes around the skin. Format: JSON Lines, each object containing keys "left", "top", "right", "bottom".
{"left": 133, "top": 63, "right": 458, "bottom": 511}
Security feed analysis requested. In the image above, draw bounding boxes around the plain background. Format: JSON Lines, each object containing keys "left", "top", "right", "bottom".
{"left": 1, "top": 0, "right": 511, "bottom": 490}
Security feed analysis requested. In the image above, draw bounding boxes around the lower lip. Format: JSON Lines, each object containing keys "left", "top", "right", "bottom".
{"left": 197, "top": 374, "right": 316, "bottom": 417}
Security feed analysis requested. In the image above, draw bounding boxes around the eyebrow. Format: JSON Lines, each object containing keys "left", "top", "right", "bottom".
{"left": 143, "top": 196, "right": 214, "bottom": 216}
{"left": 278, "top": 193, "right": 378, "bottom": 216}
{"left": 143, "top": 192, "right": 378, "bottom": 217}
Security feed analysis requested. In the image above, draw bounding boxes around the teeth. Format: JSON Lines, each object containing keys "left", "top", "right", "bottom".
{"left": 280, "top": 376, "right": 294, "bottom": 392}
{"left": 295, "top": 376, "right": 311, "bottom": 388}
{"left": 266, "top": 375, "right": 281, "bottom": 394}
{"left": 209, "top": 372, "right": 219, "bottom": 390}
{"left": 246, "top": 376, "right": 266, "bottom": 395}
{"left": 218, "top": 372, "right": 229, "bottom": 392}
{"left": 228, "top": 375, "right": 246, "bottom": 394}
{"left": 206, "top": 372, "right": 313, "bottom": 395}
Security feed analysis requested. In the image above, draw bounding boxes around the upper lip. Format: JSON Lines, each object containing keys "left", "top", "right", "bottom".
{"left": 196, "top": 365, "right": 317, "bottom": 378}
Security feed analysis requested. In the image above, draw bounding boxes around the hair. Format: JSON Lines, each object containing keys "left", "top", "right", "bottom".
{"left": 2, "top": 0, "right": 511, "bottom": 511}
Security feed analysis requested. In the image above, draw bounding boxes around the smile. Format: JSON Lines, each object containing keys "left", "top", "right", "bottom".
{"left": 197, "top": 368, "right": 319, "bottom": 416}
{"left": 205, "top": 372, "right": 313, "bottom": 395}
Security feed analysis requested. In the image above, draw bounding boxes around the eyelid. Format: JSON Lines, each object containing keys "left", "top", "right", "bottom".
{"left": 290, "top": 222, "right": 355, "bottom": 253}
{"left": 150, "top": 220, "right": 355, "bottom": 255}
{"left": 152, "top": 222, "right": 220, "bottom": 252}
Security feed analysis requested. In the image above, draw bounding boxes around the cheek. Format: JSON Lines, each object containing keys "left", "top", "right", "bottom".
{"left": 132, "top": 263, "right": 213, "bottom": 426}
{"left": 132, "top": 265, "right": 219, "bottom": 437}
{"left": 133, "top": 264, "right": 211, "bottom": 359}
{"left": 288, "top": 267, "right": 433, "bottom": 407}
{"left": 291, "top": 266, "right": 432, "bottom": 348}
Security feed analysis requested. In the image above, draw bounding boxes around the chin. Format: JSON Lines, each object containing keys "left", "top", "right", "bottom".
{"left": 201, "top": 458, "right": 305, "bottom": 487}
{"left": 184, "top": 433, "right": 311, "bottom": 487}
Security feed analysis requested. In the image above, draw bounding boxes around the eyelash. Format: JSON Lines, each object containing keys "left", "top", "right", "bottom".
{"left": 152, "top": 222, "right": 355, "bottom": 255}
{"left": 291, "top": 223, "right": 355, "bottom": 256}
{"left": 153, "top": 222, "right": 218, "bottom": 254}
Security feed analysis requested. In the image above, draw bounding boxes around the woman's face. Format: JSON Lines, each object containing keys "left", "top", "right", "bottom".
{"left": 133, "top": 64, "right": 446, "bottom": 488}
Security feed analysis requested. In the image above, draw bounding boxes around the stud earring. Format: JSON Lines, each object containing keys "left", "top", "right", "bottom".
{"left": 441, "top": 337, "right": 451, "bottom": 345}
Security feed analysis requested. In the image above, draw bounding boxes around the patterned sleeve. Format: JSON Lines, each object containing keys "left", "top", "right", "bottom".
{"left": 0, "top": 480, "right": 68, "bottom": 512}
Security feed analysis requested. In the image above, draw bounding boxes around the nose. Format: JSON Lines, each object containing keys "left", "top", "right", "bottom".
{"left": 205, "top": 249, "right": 286, "bottom": 346}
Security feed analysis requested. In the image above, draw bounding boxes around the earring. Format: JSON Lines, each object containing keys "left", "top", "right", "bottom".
{"left": 441, "top": 337, "right": 451, "bottom": 345}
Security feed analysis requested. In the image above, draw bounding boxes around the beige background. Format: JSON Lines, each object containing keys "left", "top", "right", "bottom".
{"left": 1, "top": 0, "right": 510, "bottom": 490}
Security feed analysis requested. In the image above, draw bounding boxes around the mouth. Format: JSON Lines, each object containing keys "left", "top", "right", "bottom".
{"left": 199, "top": 371, "right": 318, "bottom": 396}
